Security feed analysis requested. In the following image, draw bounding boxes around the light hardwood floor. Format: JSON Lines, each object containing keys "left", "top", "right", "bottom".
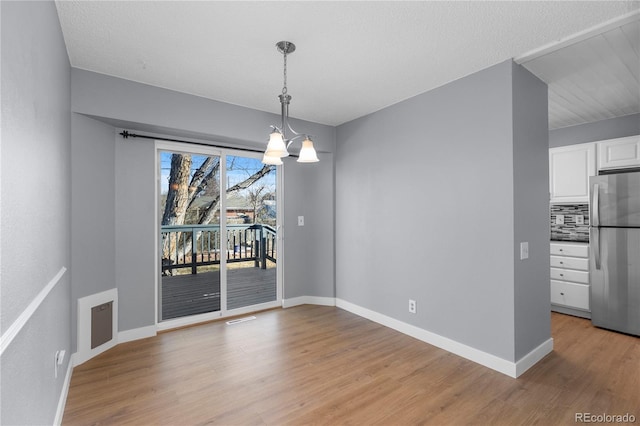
{"left": 63, "top": 306, "right": 639, "bottom": 425}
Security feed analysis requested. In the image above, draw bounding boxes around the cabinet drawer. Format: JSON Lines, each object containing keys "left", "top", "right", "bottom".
{"left": 550, "top": 280, "right": 589, "bottom": 311}
{"left": 550, "top": 268, "right": 589, "bottom": 284}
{"left": 550, "top": 243, "right": 589, "bottom": 258}
{"left": 550, "top": 255, "right": 589, "bottom": 271}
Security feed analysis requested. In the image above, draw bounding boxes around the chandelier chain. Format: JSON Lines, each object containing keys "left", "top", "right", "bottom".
{"left": 282, "top": 51, "right": 288, "bottom": 95}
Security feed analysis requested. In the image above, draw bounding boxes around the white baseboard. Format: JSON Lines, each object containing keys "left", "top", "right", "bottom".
{"left": 515, "top": 337, "right": 554, "bottom": 377}
{"left": 74, "top": 324, "right": 158, "bottom": 366}
{"left": 54, "top": 353, "right": 75, "bottom": 425}
{"left": 119, "top": 325, "right": 157, "bottom": 344}
{"left": 335, "top": 298, "right": 551, "bottom": 378}
{"left": 74, "top": 338, "right": 117, "bottom": 367}
{"left": 69, "top": 294, "right": 552, "bottom": 381}
{"left": 282, "top": 296, "right": 336, "bottom": 308}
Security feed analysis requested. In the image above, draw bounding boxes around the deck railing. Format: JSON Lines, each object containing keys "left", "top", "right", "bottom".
{"left": 161, "top": 223, "right": 276, "bottom": 275}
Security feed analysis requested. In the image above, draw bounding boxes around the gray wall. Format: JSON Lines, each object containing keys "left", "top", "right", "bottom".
{"left": 70, "top": 69, "right": 336, "bottom": 342}
{"left": 71, "top": 69, "right": 334, "bottom": 155}
{"left": 114, "top": 136, "right": 157, "bottom": 331}
{"left": 0, "top": 1, "right": 72, "bottom": 424}
{"left": 335, "top": 60, "right": 550, "bottom": 362}
{"left": 511, "top": 62, "right": 551, "bottom": 360}
{"left": 549, "top": 113, "right": 640, "bottom": 148}
{"left": 71, "top": 114, "right": 116, "bottom": 350}
{"left": 282, "top": 153, "right": 335, "bottom": 299}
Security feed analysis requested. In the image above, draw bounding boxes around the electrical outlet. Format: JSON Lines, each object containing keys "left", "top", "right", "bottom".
{"left": 555, "top": 214, "right": 565, "bottom": 225}
{"left": 409, "top": 299, "right": 417, "bottom": 314}
{"left": 54, "top": 350, "right": 66, "bottom": 379}
{"left": 575, "top": 215, "right": 584, "bottom": 225}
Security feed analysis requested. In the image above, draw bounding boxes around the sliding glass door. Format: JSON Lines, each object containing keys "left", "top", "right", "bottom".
{"left": 159, "top": 148, "right": 222, "bottom": 320}
{"left": 225, "top": 154, "right": 278, "bottom": 310}
{"left": 157, "top": 142, "right": 279, "bottom": 323}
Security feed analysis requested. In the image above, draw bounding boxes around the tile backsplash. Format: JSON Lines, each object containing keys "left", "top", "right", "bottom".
{"left": 550, "top": 204, "right": 589, "bottom": 242}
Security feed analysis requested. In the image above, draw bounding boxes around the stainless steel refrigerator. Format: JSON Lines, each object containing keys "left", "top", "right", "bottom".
{"left": 589, "top": 171, "right": 640, "bottom": 336}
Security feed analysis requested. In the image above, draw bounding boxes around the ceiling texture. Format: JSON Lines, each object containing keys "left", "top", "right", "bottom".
{"left": 55, "top": 1, "right": 639, "bottom": 129}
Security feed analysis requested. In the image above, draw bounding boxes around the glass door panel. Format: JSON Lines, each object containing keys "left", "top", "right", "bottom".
{"left": 225, "top": 155, "right": 278, "bottom": 310}
{"left": 159, "top": 150, "right": 221, "bottom": 320}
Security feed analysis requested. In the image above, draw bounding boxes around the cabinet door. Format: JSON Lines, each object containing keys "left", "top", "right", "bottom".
{"left": 598, "top": 136, "right": 640, "bottom": 170}
{"left": 549, "top": 143, "right": 596, "bottom": 203}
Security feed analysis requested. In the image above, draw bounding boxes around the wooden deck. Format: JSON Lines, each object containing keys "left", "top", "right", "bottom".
{"left": 161, "top": 267, "right": 276, "bottom": 320}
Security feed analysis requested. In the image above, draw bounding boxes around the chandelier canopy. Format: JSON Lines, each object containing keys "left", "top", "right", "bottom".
{"left": 262, "top": 41, "right": 319, "bottom": 165}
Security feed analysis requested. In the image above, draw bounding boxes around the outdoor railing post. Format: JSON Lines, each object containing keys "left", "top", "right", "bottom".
{"left": 191, "top": 228, "right": 197, "bottom": 275}
{"left": 254, "top": 227, "right": 260, "bottom": 268}
{"left": 260, "top": 227, "right": 267, "bottom": 269}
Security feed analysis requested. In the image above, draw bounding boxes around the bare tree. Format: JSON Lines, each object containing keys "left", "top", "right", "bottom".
{"left": 246, "top": 185, "right": 267, "bottom": 224}
{"left": 161, "top": 154, "right": 192, "bottom": 227}
{"left": 161, "top": 153, "right": 273, "bottom": 263}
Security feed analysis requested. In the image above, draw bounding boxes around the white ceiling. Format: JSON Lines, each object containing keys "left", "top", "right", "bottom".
{"left": 520, "top": 18, "right": 639, "bottom": 129}
{"left": 55, "top": 1, "right": 640, "bottom": 128}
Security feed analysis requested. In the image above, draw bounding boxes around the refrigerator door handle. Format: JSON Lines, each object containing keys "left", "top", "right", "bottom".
{"left": 592, "top": 183, "right": 601, "bottom": 269}
{"left": 593, "top": 227, "right": 601, "bottom": 270}
{"left": 592, "top": 184, "right": 600, "bottom": 227}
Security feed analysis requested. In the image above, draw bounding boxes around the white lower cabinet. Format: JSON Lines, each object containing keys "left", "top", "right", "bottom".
{"left": 550, "top": 242, "right": 590, "bottom": 317}
{"left": 550, "top": 255, "right": 588, "bottom": 270}
{"left": 550, "top": 280, "right": 589, "bottom": 311}
{"left": 550, "top": 268, "right": 589, "bottom": 284}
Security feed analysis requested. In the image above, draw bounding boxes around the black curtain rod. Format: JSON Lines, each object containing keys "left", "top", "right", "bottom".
{"left": 119, "top": 130, "right": 267, "bottom": 155}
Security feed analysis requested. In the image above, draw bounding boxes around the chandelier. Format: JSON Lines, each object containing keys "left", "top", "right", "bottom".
{"left": 262, "top": 41, "right": 319, "bottom": 165}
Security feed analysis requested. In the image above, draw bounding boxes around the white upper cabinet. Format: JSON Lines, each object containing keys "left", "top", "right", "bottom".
{"left": 549, "top": 143, "right": 596, "bottom": 203}
{"left": 597, "top": 136, "right": 640, "bottom": 170}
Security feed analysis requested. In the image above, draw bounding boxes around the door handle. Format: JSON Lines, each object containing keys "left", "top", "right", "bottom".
{"left": 592, "top": 184, "right": 599, "bottom": 227}
{"left": 592, "top": 227, "right": 601, "bottom": 270}
{"left": 591, "top": 183, "right": 601, "bottom": 270}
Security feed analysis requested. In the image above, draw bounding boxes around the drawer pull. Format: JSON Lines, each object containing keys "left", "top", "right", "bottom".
{"left": 559, "top": 261, "right": 564, "bottom": 264}
{"left": 560, "top": 273, "right": 564, "bottom": 277}
{"left": 560, "top": 292, "right": 564, "bottom": 296}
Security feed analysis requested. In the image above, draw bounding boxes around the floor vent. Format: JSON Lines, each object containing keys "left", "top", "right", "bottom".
{"left": 91, "top": 302, "right": 113, "bottom": 349}
{"left": 77, "top": 288, "right": 118, "bottom": 365}
{"left": 226, "top": 316, "right": 257, "bottom": 325}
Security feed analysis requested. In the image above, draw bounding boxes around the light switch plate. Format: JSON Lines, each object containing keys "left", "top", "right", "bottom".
{"left": 297, "top": 216, "right": 304, "bottom": 226}
{"left": 520, "top": 242, "right": 529, "bottom": 260}
{"left": 555, "top": 214, "right": 565, "bottom": 225}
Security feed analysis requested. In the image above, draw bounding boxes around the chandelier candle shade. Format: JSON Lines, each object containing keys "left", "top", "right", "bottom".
{"left": 262, "top": 41, "right": 319, "bottom": 165}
